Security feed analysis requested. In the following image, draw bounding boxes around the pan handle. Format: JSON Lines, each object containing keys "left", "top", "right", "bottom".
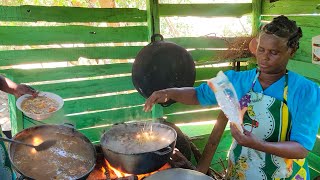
{"left": 152, "top": 146, "right": 172, "bottom": 156}
{"left": 151, "top": 34, "right": 164, "bottom": 42}
{"left": 63, "top": 122, "right": 75, "bottom": 129}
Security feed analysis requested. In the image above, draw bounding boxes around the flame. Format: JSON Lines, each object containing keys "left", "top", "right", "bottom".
{"left": 31, "top": 136, "right": 43, "bottom": 154}
{"left": 100, "top": 167, "right": 106, "bottom": 174}
{"left": 105, "top": 159, "right": 171, "bottom": 180}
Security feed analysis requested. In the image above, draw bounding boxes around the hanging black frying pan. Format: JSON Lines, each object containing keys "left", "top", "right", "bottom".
{"left": 132, "top": 34, "right": 196, "bottom": 107}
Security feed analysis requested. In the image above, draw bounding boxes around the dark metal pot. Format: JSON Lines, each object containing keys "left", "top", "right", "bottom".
{"left": 132, "top": 34, "right": 196, "bottom": 107}
{"left": 8, "top": 124, "right": 96, "bottom": 180}
{"left": 100, "top": 122, "right": 177, "bottom": 174}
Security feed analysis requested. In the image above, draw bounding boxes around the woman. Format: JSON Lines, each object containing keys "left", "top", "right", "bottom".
{"left": 0, "top": 75, "right": 38, "bottom": 180}
{"left": 143, "top": 15, "right": 320, "bottom": 179}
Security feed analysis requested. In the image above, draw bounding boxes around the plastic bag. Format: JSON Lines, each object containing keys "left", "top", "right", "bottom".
{"left": 207, "top": 71, "right": 242, "bottom": 131}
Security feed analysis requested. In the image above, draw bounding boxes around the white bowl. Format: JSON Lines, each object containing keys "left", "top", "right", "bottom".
{"left": 16, "top": 92, "right": 64, "bottom": 121}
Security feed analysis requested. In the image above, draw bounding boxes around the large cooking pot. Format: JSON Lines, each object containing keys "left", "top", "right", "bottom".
{"left": 8, "top": 124, "right": 96, "bottom": 180}
{"left": 132, "top": 34, "right": 196, "bottom": 107}
{"left": 100, "top": 122, "right": 177, "bottom": 174}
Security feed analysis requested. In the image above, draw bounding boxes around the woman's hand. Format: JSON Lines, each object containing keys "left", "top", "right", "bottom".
{"left": 230, "top": 107, "right": 262, "bottom": 149}
{"left": 143, "top": 87, "right": 199, "bottom": 112}
{"left": 230, "top": 123, "right": 262, "bottom": 149}
{"left": 14, "top": 84, "right": 39, "bottom": 98}
{"left": 143, "top": 89, "right": 170, "bottom": 112}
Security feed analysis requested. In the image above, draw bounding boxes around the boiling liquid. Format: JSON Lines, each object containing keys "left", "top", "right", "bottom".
{"left": 13, "top": 132, "right": 95, "bottom": 180}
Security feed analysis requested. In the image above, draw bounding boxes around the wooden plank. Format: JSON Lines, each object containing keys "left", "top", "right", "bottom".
{"left": 261, "top": 16, "right": 320, "bottom": 28}
{"left": 166, "top": 109, "right": 221, "bottom": 124}
{"left": 307, "top": 152, "right": 320, "bottom": 179}
{"left": 287, "top": 60, "right": 320, "bottom": 81}
{"left": 310, "top": 128, "right": 320, "bottom": 155}
{"left": 31, "top": 76, "right": 135, "bottom": 99}
{"left": 0, "top": 5, "right": 147, "bottom": 22}
{"left": 262, "top": 0, "right": 320, "bottom": 15}
{"left": 63, "top": 92, "right": 145, "bottom": 114}
{"left": 159, "top": 3, "right": 252, "bottom": 17}
{"left": 166, "top": 37, "right": 232, "bottom": 48}
{"left": 0, "top": 26, "right": 148, "bottom": 45}
{"left": 191, "top": 50, "right": 251, "bottom": 64}
{"left": 190, "top": 50, "right": 226, "bottom": 62}
{"left": 66, "top": 106, "right": 151, "bottom": 129}
{"left": 163, "top": 102, "right": 218, "bottom": 115}
{"left": 22, "top": 106, "right": 152, "bottom": 134}
{"left": 0, "top": 46, "right": 142, "bottom": 66}
{"left": 0, "top": 63, "right": 132, "bottom": 83}
{"left": 196, "top": 66, "right": 235, "bottom": 82}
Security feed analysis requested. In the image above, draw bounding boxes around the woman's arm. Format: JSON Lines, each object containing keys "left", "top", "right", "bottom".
{"left": 0, "top": 75, "right": 38, "bottom": 97}
{"left": 0, "top": 75, "right": 18, "bottom": 95}
{"left": 143, "top": 87, "right": 199, "bottom": 112}
{"left": 230, "top": 123, "right": 308, "bottom": 159}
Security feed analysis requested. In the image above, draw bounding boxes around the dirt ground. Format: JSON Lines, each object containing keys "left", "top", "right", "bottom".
{"left": 0, "top": 90, "right": 11, "bottom": 131}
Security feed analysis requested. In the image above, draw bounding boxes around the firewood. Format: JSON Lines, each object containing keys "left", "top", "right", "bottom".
{"left": 187, "top": 136, "right": 202, "bottom": 163}
{"left": 169, "top": 149, "right": 196, "bottom": 170}
{"left": 196, "top": 112, "right": 228, "bottom": 174}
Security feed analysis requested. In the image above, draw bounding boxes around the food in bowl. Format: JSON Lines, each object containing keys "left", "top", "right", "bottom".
{"left": 21, "top": 96, "right": 59, "bottom": 114}
{"left": 16, "top": 92, "right": 64, "bottom": 120}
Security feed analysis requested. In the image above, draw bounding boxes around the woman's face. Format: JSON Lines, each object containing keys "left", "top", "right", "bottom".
{"left": 256, "top": 33, "right": 294, "bottom": 74}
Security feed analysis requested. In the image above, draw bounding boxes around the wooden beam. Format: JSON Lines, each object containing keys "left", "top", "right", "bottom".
{"left": 262, "top": 0, "right": 320, "bottom": 15}
{"left": 147, "top": 0, "right": 163, "bottom": 118}
{"left": 159, "top": 3, "right": 252, "bottom": 17}
{"left": 0, "top": 26, "right": 148, "bottom": 45}
{"left": 0, "top": 5, "right": 147, "bottom": 22}
{"left": 147, "top": 0, "right": 160, "bottom": 39}
{"left": 252, "top": 0, "right": 262, "bottom": 37}
{"left": 167, "top": 37, "right": 231, "bottom": 48}
{"left": 197, "top": 112, "right": 228, "bottom": 174}
{"left": 287, "top": 60, "right": 320, "bottom": 81}
{"left": 8, "top": 94, "right": 23, "bottom": 135}
{"left": 0, "top": 47, "right": 143, "bottom": 66}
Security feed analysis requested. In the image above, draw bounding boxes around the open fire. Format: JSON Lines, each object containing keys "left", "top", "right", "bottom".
{"left": 104, "top": 159, "right": 171, "bottom": 180}
{"left": 87, "top": 146, "right": 171, "bottom": 180}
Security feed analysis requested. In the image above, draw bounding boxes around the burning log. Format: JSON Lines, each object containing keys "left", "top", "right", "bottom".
{"left": 115, "top": 176, "right": 138, "bottom": 180}
{"left": 169, "top": 149, "right": 196, "bottom": 170}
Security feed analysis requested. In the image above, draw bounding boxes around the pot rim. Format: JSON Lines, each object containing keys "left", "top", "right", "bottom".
{"left": 100, "top": 121, "right": 177, "bottom": 155}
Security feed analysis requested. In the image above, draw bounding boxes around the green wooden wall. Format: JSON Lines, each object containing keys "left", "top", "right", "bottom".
{"left": 1, "top": 0, "right": 318, "bottom": 177}
{"left": 0, "top": 1, "right": 254, "bottom": 175}
{"left": 0, "top": 2, "right": 252, "bottom": 142}
{"left": 0, "top": 5, "right": 150, "bottom": 141}
{"left": 261, "top": 0, "right": 320, "bottom": 178}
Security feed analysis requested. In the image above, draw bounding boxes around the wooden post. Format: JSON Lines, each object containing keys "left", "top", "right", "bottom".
{"left": 196, "top": 111, "right": 228, "bottom": 174}
{"left": 147, "top": 0, "right": 163, "bottom": 118}
{"left": 252, "top": 0, "right": 262, "bottom": 37}
{"left": 6, "top": 75, "right": 23, "bottom": 135}
{"left": 147, "top": 0, "right": 160, "bottom": 39}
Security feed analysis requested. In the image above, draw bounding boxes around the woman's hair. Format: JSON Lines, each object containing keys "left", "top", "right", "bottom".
{"left": 262, "top": 15, "right": 303, "bottom": 49}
